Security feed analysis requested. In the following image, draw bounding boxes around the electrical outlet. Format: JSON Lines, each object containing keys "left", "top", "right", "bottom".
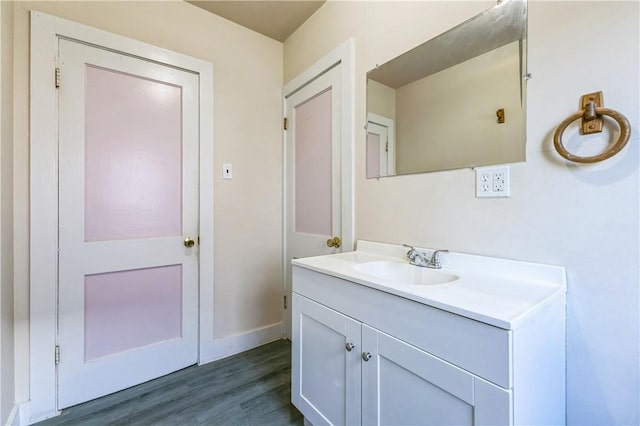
{"left": 476, "top": 166, "right": 510, "bottom": 198}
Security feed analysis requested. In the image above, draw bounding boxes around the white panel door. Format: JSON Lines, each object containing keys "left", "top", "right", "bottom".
{"left": 57, "top": 39, "right": 199, "bottom": 408}
{"left": 362, "top": 325, "right": 512, "bottom": 426}
{"left": 285, "top": 65, "right": 343, "bottom": 335}
{"left": 286, "top": 66, "right": 342, "bottom": 258}
{"left": 292, "top": 293, "right": 361, "bottom": 426}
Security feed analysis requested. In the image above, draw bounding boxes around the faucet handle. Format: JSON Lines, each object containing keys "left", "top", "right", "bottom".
{"left": 428, "top": 249, "right": 449, "bottom": 269}
{"left": 432, "top": 249, "right": 449, "bottom": 256}
{"left": 402, "top": 244, "right": 416, "bottom": 259}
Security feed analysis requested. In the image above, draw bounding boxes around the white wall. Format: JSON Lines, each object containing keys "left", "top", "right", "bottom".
{"left": 11, "top": 0, "right": 283, "bottom": 407}
{"left": 284, "top": 1, "right": 639, "bottom": 424}
{"left": 0, "top": 1, "right": 15, "bottom": 424}
{"left": 367, "top": 79, "right": 396, "bottom": 121}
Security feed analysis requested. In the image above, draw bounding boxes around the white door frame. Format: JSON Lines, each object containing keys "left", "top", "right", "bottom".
{"left": 281, "top": 39, "right": 355, "bottom": 338}
{"left": 29, "top": 11, "right": 214, "bottom": 423}
{"left": 367, "top": 112, "right": 396, "bottom": 176}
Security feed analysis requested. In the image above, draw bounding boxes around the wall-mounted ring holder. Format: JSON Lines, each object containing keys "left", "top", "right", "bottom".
{"left": 553, "top": 91, "right": 631, "bottom": 163}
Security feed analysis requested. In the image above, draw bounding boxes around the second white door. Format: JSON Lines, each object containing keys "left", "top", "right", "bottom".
{"left": 284, "top": 65, "right": 344, "bottom": 334}
{"left": 57, "top": 39, "right": 199, "bottom": 408}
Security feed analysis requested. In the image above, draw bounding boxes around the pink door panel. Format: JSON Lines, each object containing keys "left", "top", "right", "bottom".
{"left": 84, "top": 65, "right": 183, "bottom": 242}
{"left": 294, "top": 88, "right": 332, "bottom": 236}
{"left": 367, "top": 132, "right": 381, "bottom": 179}
{"left": 84, "top": 265, "right": 183, "bottom": 362}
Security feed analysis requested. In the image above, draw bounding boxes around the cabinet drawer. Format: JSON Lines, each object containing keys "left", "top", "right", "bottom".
{"left": 293, "top": 266, "right": 512, "bottom": 388}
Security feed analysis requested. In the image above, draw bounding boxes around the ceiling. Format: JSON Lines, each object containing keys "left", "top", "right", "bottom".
{"left": 187, "top": 1, "right": 325, "bottom": 42}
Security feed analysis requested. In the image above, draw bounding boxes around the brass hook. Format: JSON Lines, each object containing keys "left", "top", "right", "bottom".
{"left": 580, "top": 92, "right": 604, "bottom": 134}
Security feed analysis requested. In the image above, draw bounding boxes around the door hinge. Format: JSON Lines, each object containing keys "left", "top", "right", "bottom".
{"left": 55, "top": 68, "right": 61, "bottom": 88}
{"left": 284, "top": 295, "right": 287, "bottom": 309}
{"left": 55, "top": 345, "right": 60, "bottom": 365}
{"left": 283, "top": 117, "right": 288, "bottom": 130}
{"left": 386, "top": 141, "right": 389, "bottom": 153}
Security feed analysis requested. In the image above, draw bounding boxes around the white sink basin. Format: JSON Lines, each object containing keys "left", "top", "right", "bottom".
{"left": 353, "top": 261, "right": 459, "bottom": 286}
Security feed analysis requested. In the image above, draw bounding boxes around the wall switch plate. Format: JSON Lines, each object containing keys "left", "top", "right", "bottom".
{"left": 223, "top": 163, "right": 233, "bottom": 179}
{"left": 476, "top": 166, "right": 510, "bottom": 198}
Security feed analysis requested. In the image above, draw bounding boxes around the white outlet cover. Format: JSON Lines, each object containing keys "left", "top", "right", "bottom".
{"left": 223, "top": 163, "right": 233, "bottom": 179}
{"left": 476, "top": 166, "right": 510, "bottom": 198}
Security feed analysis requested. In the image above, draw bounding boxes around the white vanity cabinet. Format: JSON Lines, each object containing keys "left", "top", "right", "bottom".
{"left": 291, "top": 253, "right": 566, "bottom": 426}
{"left": 293, "top": 292, "right": 509, "bottom": 426}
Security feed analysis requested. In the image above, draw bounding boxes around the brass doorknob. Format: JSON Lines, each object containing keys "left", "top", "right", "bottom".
{"left": 326, "top": 236, "right": 341, "bottom": 248}
{"left": 184, "top": 237, "right": 195, "bottom": 248}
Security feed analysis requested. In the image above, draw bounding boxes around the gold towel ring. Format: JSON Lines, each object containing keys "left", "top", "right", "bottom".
{"left": 554, "top": 105, "right": 631, "bottom": 164}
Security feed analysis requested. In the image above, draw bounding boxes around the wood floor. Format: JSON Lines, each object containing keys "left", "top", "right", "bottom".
{"left": 36, "top": 339, "right": 303, "bottom": 426}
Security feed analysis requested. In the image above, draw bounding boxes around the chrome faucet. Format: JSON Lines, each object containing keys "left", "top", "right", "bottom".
{"left": 402, "top": 244, "right": 430, "bottom": 267}
{"left": 403, "top": 245, "right": 449, "bottom": 269}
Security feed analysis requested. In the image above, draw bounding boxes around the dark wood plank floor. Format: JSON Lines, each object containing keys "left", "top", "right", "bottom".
{"left": 36, "top": 339, "right": 303, "bottom": 426}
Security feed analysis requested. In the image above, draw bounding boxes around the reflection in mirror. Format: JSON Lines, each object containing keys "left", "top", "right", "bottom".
{"left": 366, "top": 0, "right": 527, "bottom": 178}
{"left": 366, "top": 113, "right": 395, "bottom": 178}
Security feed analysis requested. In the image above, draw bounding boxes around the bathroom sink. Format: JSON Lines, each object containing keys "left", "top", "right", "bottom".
{"left": 353, "top": 261, "right": 459, "bottom": 286}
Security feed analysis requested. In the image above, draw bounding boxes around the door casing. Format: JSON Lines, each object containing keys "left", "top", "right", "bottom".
{"left": 29, "top": 11, "right": 214, "bottom": 423}
{"left": 282, "top": 39, "right": 355, "bottom": 339}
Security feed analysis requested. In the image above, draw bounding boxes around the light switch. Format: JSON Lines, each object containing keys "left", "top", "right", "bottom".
{"left": 223, "top": 163, "right": 232, "bottom": 179}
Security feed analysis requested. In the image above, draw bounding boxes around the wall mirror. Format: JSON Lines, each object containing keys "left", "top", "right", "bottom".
{"left": 366, "top": 0, "right": 527, "bottom": 178}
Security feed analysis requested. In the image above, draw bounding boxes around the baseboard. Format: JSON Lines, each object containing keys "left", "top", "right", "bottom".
{"left": 5, "top": 401, "right": 45, "bottom": 426}
{"left": 199, "top": 322, "right": 284, "bottom": 364}
{"left": 5, "top": 401, "right": 26, "bottom": 426}
{"left": 10, "top": 401, "right": 59, "bottom": 426}
{"left": 4, "top": 404, "right": 18, "bottom": 426}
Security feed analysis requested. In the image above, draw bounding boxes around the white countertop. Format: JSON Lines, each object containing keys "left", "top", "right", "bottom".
{"left": 292, "top": 240, "right": 566, "bottom": 329}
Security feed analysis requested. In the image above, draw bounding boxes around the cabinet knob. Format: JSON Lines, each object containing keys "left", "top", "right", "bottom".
{"left": 362, "top": 352, "right": 372, "bottom": 361}
{"left": 345, "top": 342, "right": 355, "bottom": 352}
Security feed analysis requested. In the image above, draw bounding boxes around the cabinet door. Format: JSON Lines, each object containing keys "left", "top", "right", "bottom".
{"left": 362, "top": 325, "right": 512, "bottom": 426}
{"left": 292, "top": 293, "right": 362, "bottom": 426}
